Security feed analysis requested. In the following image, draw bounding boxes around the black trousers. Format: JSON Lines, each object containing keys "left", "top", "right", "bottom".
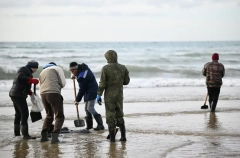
{"left": 10, "top": 96, "right": 29, "bottom": 125}
{"left": 207, "top": 87, "right": 220, "bottom": 109}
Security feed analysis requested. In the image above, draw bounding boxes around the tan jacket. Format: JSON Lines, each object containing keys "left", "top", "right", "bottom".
{"left": 39, "top": 66, "right": 66, "bottom": 94}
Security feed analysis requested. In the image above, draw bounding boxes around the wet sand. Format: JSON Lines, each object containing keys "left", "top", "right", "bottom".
{"left": 0, "top": 100, "right": 240, "bottom": 158}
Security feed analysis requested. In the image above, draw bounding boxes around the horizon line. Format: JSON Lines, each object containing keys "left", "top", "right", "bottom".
{"left": 1, "top": 40, "right": 240, "bottom": 43}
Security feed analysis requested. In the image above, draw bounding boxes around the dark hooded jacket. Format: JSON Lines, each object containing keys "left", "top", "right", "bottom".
{"left": 97, "top": 50, "right": 130, "bottom": 102}
{"left": 75, "top": 63, "right": 98, "bottom": 102}
{"left": 9, "top": 66, "right": 33, "bottom": 98}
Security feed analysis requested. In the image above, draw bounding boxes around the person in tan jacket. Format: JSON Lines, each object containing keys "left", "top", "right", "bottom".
{"left": 39, "top": 62, "right": 66, "bottom": 144}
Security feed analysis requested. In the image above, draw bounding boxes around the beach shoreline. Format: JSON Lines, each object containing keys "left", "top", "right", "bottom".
{"left": 0, "top": 100, "right": 240, "bottom": 158}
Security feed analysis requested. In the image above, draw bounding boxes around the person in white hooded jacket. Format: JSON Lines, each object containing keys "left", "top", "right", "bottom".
{"left": 39, "top": 62, "right": 66, "bottom": 144}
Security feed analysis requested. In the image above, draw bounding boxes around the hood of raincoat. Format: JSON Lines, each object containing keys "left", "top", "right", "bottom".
{"left": 105, "top": 50, "right": 118, "bottom": 63}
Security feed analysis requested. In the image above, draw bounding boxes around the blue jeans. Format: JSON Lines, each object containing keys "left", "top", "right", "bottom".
{"left": 85, "top": 99, "right": 98, "bottom": 116}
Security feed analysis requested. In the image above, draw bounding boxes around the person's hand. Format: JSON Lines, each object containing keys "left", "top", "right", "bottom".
{"left": 74, "top": 101, "right": 79, "bottom": 106}
{"left": 29, "top": 90, "right": 33, "bottom": 95}
{"left": 96, "top": 95, "right": 102, "bottom": 105}
{"left": 27, "top": 78, "right": 39, "bottom": 85}
{"left": 70, "top": 73, "right": 75, "bottom": 79}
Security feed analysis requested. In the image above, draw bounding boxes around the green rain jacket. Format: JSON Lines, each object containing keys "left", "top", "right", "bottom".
{"left": 97, "top": 50, "right": 130, "bottom": 102}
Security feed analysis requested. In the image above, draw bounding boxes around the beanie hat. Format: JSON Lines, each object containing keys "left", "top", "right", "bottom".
{"left": 212, "top": 53, "right": 219, "bottom": 60}
{"left": 69, "top": 62, "right": 78, "bottom": 70}
{"left": 42, "top": 62, "right": 57, "bottom": 69}
{"left": 49, "top": 62, "right": 57, "bottom": 66}
{"left": 26, "top": 60, "right": 39, "bottom": 68}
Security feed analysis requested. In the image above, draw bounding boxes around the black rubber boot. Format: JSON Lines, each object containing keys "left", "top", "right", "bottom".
{"left": 85, "top": 116, "right": 93, "bottom": 130}
{"left": 93, "top": 114, "right": 105, "bottom": 131}
{"left": 41, "top": 130, "right": 49, "bottom": 142}
{"left": 47, "top": 125, "right": 54, "bottom": 137}
{"left": 109, "top": 126, "right": 116, "bottom": 142}
{"left": 14, "top": 124, "right": 21, "bottom": 136}
{"left": 51, "top": 133, "right": 60, "bottom": 144}
{"left": 211, "top": 101, "right": 217, "bottom": 112}
{"left": 21, "top": 125, "right": 36, "bottom": 139}
{"left": 209, "top": 101, "right": 212, "bottom": 109}
{"left": 106, "top": 128, "right": 118, "bottom": 139}
{"left": 119, "top": 124, "right": 127, "bottom": 141}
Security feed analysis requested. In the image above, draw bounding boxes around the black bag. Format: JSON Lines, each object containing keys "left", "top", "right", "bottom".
{"left": 30, "top": 111, "right": 42, "bottom": 123}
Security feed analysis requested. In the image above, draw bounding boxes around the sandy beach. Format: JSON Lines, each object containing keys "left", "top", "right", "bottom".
{"left": 0, "top": 97, "right": 240, "bottom": 158}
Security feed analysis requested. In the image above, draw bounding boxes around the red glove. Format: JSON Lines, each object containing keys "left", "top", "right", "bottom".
{"left": 29, "top": 90, "right": 33, "bottom": 95}
{"left": 27, "top": 78, "right": 39, "bottom": 85}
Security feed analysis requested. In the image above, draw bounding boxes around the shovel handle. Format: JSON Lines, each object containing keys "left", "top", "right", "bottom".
{"left": 204, "top": 92, "right": 208, "bottom": 104}
{"left": 76, "top": 105, "right": 80, "bottom": 120}
{"left": 34, "top": 84, "right": 36, "bottom": 95}
{"left": 73, "top": 79, "right": 77, "bottom": 99}
{"left": 73, "top": 78, "right": 80, "bottom": 121}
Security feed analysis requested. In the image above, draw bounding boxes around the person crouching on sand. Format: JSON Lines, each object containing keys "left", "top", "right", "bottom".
{"left": 69, "top": 62, "right": 105, "bottom": 131}
{"left": 39, "top": 62, "right": 66, "bottom": 144}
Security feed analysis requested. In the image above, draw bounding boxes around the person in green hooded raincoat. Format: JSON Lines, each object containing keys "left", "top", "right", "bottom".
{"left": 97, "top": 50, "right": 130, "bottom": 142}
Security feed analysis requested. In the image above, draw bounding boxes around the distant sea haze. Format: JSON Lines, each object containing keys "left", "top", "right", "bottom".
{"left": 0, "top": 41, "right": 240, "bottom": 87}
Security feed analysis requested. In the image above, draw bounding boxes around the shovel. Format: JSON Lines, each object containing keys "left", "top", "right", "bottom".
{"left": 73, "top": 78, "right": 85, "bottom": 127}
{"left": 201, "top": 93, "right": 208, "bottom": 109}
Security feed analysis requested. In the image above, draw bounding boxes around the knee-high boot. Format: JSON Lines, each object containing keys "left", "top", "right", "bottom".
{"left": 41, "top": 129, "right": 49, "bottom": 142}
{"left": 109, "top": 126, "right": 116, "bottom": 142}
{"left": 211, "top": 101, "right": 217, "bottom": 112}
{"left": 14, "top": 124, "right": 21, "bottom": 136}
{"left": 85, "top": 116, "right": 93, "bottom": 130}
{"left": 119, "top": 124, "right": 127, "bottom": 141}
{"left": 51, "top": 133, "right": 60, "bottom": 144}
{"left": 93, "top": 114, "right": 105, "bottom": 130}
{"left": 21, "top": 125, "right": 36, "bottom": 139}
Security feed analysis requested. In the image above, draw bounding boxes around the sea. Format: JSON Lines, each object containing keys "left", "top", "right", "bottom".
{"left": 0, "top": 41, "right": 240, "bottom": 157}
{"left": 0, "top": 41, "right": 240, "bottom": 104}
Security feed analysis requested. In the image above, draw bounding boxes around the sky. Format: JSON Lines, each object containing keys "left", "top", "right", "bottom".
{"left": 0, "top": 0, "right": 240, "bottom": 42}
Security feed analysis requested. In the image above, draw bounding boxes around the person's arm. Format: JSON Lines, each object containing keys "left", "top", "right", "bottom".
{"left": 97, "top": 68, "right": 106, "bottom": 96}
{"left": 123, "top": 67, "right": 130, "bottom": 85}
{"left": 55, "top": 66, "right": 66, "bottom": 88}
{"left": 222, "top": 65, "right": 225, "bottom": 78}
{"left": 75, "top": 70, "right": 88, "bottom": 102}
{"left": 202, "top": 64, "right": 207, "bottom": 76}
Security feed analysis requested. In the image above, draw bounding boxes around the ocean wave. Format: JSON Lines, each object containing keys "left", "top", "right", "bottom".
{"left": 1, "top": 65, "right": 240, "bottom": 80}
{"left": 1, "top": 55, "right": 29, "bottom": 59}
{"left": 1, "top": 53, "right": 96, "bottom": 59}
{"left": 0, "top": 96, "right": 239, "bottom": 108}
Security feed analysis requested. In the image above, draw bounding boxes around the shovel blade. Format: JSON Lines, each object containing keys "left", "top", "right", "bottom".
{"left": 74, "top": 119, "right": 85, "bottom": 127}
{"left": 201, "top": 105, "right": 209, "bottom": 109}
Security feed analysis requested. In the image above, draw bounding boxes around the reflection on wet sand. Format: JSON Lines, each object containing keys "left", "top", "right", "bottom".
{"left": 109, "top": 142, "right": 117, "bottom": 158}
{"left": 81, "top": 139, "right": 98, "bottom": 158}
{"left": 207, "top": 113, "right": 221, "bottom": 130}
{"left": 41, "top": 142, "right": 61, "bottom": 158}
{"left": 13, "top": 140, "right": 29, "bottom": 158}
{"left": 108, "top": 141, "right": 126, "bottom": 158}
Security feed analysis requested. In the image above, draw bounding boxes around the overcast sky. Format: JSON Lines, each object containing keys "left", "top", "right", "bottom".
{"left": 0, "top": 0, "right": 240, "bottom": 42}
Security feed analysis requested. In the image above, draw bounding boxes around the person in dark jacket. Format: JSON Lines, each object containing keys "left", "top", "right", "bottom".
{"left": 202, "top": 53, "right": 225, "bottom": 112}
{"left": 69, "top": 62, "right": 104, "bottom": 131}
{"left": 9, "top": 60, "right": 39, "bottom": 139}
{"left": 97, "top": 50, "right": 130, "bottom": 142}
